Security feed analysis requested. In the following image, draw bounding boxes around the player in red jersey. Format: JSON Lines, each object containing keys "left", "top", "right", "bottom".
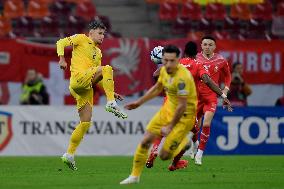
{"left": 146, "top": 41, "right": 232, "bottom": 170}
{"left": 193, "top": 36, "right": 232, "bottom": 165}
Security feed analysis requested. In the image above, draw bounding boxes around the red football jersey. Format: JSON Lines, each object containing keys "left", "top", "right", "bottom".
{"left": 179, "top": 57, "right": 208, "bottom": 85}
{"left": 196, "top": 52, "right": 231, "bottom": 96}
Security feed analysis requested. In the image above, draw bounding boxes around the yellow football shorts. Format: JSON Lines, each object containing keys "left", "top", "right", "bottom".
{"left": 146, "top": 105, "right": 196, "bottom": 154}
{"left": 69, "top": 67, "right": 98, "bottom": 110}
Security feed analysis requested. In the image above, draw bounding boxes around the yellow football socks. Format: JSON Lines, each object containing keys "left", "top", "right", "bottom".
{"left": 67, "top": 122, "right": 91, "bottom": 155}
{"left": 131, "top": 144, "right": 149, "bottom": 177}
{"left": 102, "top": 65, "right": 115, "bottom": 102}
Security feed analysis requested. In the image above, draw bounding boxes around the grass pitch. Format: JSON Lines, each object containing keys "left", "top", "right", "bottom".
{"left": 0, "top": 156, "right": 283, "bottom": 189}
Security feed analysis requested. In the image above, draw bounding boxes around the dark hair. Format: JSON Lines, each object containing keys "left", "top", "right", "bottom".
{"left": 184, "top": 41, "right": 197, "bottom": 58}
{"left": 162, "top": 45, "right": 180, "bottom": 57}
{"left": 233, "top": 62, "right": 242, "bottom": 70}
{"left": 88, "top": 20, "right": 106, "bottom": 30}
{"left": 201, "top": 35, "right": 216, "bottom": 43}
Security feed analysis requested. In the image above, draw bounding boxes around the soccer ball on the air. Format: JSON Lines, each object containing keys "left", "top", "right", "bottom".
{"left": 150, "top": 46, "right": 164, "bottom": 64}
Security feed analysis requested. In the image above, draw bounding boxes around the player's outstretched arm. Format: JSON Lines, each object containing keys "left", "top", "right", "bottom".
{"left": 124, "top": 82, "right": 163, "bottom": 110}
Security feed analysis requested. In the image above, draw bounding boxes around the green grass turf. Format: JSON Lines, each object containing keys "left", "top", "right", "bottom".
{"left": 0, "top": 156, "right": 283, "bottom": 189}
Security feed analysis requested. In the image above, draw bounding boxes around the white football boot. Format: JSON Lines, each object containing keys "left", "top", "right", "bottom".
{"left": 120, "top": 175, "right": 140, "bottom": 185}
{"left": 105, "top": 100, "right": 128, "bottom": 119}
{"left": 61, "top": 153, "right": 77, "bottom": 170}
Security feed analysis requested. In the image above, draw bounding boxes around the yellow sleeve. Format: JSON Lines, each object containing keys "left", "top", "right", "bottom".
{"left": 56, "top": 34, "right": 85, "bottom": 56}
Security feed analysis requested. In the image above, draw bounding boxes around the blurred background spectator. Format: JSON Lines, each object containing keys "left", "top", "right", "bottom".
{"left": 227, "top": 62, "right": 252, "bottom": 106}
{"left": 20, "top": 69, "right": 49, "bottom": 105}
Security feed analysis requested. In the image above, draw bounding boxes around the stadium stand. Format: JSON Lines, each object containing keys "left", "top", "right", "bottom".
{"left": 0, "top": 0, "right": 281, "bottom": 39}
{"left": 0, "top": 15, "right": 12, "bottom": 37}
{"left": 144, "top": 0, "right": 281, "bottom": 39}
{"left": 3, "top": 0, "right": 25, "bottom": 19}
{"left": 27, "top": 0, "right": 50, "bottom": 19}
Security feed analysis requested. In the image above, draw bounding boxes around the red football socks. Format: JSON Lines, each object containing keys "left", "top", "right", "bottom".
{"left": 198, "top": 126, "right": 210, "bottom": 151}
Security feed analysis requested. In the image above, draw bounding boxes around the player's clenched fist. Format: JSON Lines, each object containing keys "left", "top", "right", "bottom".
{"left": 59, "top": 57, "right": 67, "bottom": 70}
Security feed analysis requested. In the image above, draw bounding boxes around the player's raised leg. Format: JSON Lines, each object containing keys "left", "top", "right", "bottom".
{"left": 195, "top": 111, "right": 214, "bottom": 165}
{"left": 92, "top": 66, "right": 127, "bottom": 119}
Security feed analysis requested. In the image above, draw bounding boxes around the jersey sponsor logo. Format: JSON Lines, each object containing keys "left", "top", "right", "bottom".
{"left": 0, "top": 111, "right": 13, "bottom": 151}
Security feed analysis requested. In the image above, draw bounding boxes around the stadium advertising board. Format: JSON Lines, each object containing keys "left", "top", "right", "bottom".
{"left": 0, "top": 106, "right": 283, "bottom": 155}
{"left": 207, "top": 107, "right": 284, "bottom": 154}
{"left": 0, "top": 39, "right": 283, "bottom": 86}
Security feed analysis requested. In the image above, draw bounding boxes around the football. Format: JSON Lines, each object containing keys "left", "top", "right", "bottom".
{"left": 150, "top": 46, "right": 164, "bottom": 64}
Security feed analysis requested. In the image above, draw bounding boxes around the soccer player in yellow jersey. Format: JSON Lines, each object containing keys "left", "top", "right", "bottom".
{"left": 56, "top": 20, "right": 127, "bottom": 170}
{"left": 120, "top": 45, "right": 197, "bottom": 184}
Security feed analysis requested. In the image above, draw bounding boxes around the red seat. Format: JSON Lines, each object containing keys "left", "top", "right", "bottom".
{"left": 64, "top": 16, "right": 87, "bottom": 36}
{"left": 230, "top": 3, "right": 251, "bottom": 20}
{"left": 49, "top": 0, "right": 73, "bottom": 18}
{"left": 27, "top": 0, "right": 50, "bottom": 19}
{"left": 12, "top": 16, "right": 36, "bottom": 37}
{"left": 223, "top": 17, "right": 240, "bottom": 34}
{"left": 76, "top": 0, "right": 96, "bottom": 21}
{"left": 247, "top": 19, "right": 267, "bottom": 39}
{"left": 205, "top": 3, "right": 227, "bottom": 20}
{"left": 251, "top": 1, "right": 273, "bottom": 21}
{"left": 0, "top": 15, "right": 12, "bottom": 37}
{"left": 39, "top": 16, "right": 61, "bottom": 37}
{"left": 172, "top": 18, "right": 189, "bottom": 35}
{"left": 4, "top": 0, "right": 25, "bottom": 19}
{"left": 159, "top": 2, "right": 178, "bottom": 21}
{"left": 180, "top": 1, "right": 202, "bottom": 21}
{"left": 186, "top": 31, "right": 204, "bottom": 41}
{"left": 197, "top": 18, "right": 214, "bottom": 34}
{"left": 213, "top": 31, "right": 231, "bottom": 40}
{"left": 276, "top": 1, "right": 284, "bottom": 16}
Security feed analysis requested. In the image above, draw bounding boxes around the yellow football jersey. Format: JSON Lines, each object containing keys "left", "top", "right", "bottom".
{"left": 56, "top": 34, "right": 102, "bottom": 74}
{"left": 158, "top": 64, "right": 197, "bottom": 116}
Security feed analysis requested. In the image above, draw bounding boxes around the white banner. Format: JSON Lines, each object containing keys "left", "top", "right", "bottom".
{"left": 0, "top": 106, "right": 160, "bottom": 156}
